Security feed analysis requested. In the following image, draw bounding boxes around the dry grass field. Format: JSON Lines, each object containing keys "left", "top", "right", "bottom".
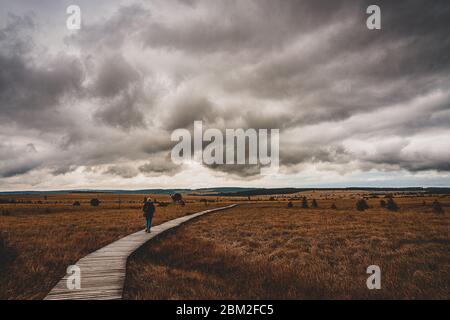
{"left": 123, "top": 193, "right": 450, "bottom": 300}
{"left": 0, "top": 193, "right": 228, "bottom": 300}
{"left": 1, "top": 191, "right": 449, "bottom": 300}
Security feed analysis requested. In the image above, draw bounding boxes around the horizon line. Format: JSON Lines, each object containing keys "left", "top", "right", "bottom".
{"left": 1, "top": 186, "right": 450, "bottom": 194}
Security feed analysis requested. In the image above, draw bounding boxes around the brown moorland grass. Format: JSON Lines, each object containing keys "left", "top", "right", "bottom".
{"left": 124, "top": 196, "right": 450, "bottom": 299}
{"left": 0, "top": 193, "right": 229, "bottom": 300}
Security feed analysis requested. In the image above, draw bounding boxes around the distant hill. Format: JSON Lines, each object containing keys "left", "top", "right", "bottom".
{"left": 0, "top": 189, "right": 188, "bottom": 195}
{"left": 0, "top": 187, "right": 254, "bottom": 195}
{"left": 203, "top": 187, "right": 450, "bottom": 197}
{"left": 1, "top": 187, "right": 449, "bottom": 196}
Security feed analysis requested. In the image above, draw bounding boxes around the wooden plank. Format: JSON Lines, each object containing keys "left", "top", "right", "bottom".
{"left": 44, "top": 204, "right": 237, "bottom": 300}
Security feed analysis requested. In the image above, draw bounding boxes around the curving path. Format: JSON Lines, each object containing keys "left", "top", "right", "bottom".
{"left": 44, "top": 204, "right": 237, "bottom": 300}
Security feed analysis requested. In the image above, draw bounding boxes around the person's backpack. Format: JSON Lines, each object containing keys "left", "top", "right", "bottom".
{"left": 143, "top": 201, "right": 155, "bottom": 217}
{"left": 148, "top": 202, "right": 155, "bottom": 214}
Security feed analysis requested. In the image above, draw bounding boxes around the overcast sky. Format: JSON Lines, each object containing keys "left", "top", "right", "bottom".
{"left": 0, "top": 0, "right": 449, "bottom": 191}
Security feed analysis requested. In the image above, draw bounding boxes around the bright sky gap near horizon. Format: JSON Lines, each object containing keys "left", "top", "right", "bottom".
{"left": 0, "top": 0, "right": 449, "bottom": 191}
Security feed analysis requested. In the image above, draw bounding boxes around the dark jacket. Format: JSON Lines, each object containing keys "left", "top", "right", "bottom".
{"left": 143, "top": 201, "right": 155, "bottom": 218}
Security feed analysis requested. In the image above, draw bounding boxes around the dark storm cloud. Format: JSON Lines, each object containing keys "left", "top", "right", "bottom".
{"left": 0, "top": 142, "right": 42, "bottom": 177}
{"left": 205, "top": 163, "right": 263, "bottom": 179}
{"left": 360, "top": 146, "right": 450, "bottom": 173}
{"left": 0, "top": 0, "right": 450, "bottom": 186}
{"left": 68, "top": 4, "right": 152, "bottom": 50}
{"left": 0, "top": 13, "right": 35, "bottom": 53}
{"left": 0, "top": 14, "right": 84, "bottom": 131}
{"left": 94, "top": 90, "right": 146, "bottom": 130}
{"left": 164, "top": 95, "right": 215, "bottom": 130}
{"left": 0, "top": 161, "right": 39, "bottom": 178}
{"left": 213, "top": 0, "right": 450, "bottom": 125}
{"left": 104, "top": 165, "right": 139, "bottom": 178}
{"left": 141, "top": 0, "right": 358, "bottom": 54}
{"left": 138, "top": 154, "right": 182, "bottom": 176}
{"left": 0, "top": 54, "right": 84, "bottom": 120}
{"left": 92, "top": 54, "right": 140, "bottom": 98}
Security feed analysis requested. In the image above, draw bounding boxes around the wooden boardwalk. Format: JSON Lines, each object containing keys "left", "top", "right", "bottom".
{"left": 44, "top": 204, "right": 237, "bottom": 300}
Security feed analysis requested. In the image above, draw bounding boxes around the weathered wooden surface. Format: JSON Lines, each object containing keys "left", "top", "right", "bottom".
{"left": 44, "top": 204, "right": 237, "bottom": 300}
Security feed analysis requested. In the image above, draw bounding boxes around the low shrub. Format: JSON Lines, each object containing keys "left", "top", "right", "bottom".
{"left": 432, "top": 200, "right": 444, "bottom": 214}
{"left": 386, "top": 198, "right": 399, "bottom": 211}
{"left": 90, "top": 198, "right": 101, "bottom": 207}
{"left": 301, "top": 197, "right": 308, "bottom": 208}
{"left": 356, "top": 199, "right": 369, "bottom": 211}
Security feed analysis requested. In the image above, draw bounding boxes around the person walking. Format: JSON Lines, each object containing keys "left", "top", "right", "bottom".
{"left": 143, "top": 197, "right": 155, "bottom": 233}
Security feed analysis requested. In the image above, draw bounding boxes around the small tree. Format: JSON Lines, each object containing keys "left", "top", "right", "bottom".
{"left": 331, "top": 203, "right": 337, "bottom": 210}
{"left": 311, "top": 199, "right": 318, "bottom": 208}
{"left": 432, "top": 200, "right": 444, "bottom": 214}
{"left": 171, "top": 193, "right": 183, "bottom": 203}
{"left": 386, "top": 198, "right": 399, "bottom": 211}
{"left": 356, "top": 199, "right": 369, "bottom": 211}
{"left": 90, "top": 198, "right": 101, "bottom": 207}
{"left": 172, "top": 193, "right": 186, "bottom": 206}
{"left": 301, "top": 197, "right": 308, "bottom": 208}
{"left": 380, "top": 200, "right": 386, "bottom": 208}
{"left": 73, "top": 201, "right": 81, "bottom": 206}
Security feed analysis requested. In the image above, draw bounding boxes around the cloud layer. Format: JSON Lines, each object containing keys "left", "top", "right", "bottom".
{"left": 1, "top": 0, "right": 450, "bottom": 190}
